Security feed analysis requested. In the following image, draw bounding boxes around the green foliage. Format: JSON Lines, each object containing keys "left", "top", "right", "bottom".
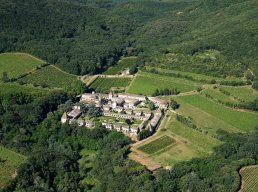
{"left": 138, "top": 136, "right": 175, "bottom": 154}
{"left": 137, "top": 129, "right": 152, "bottom": 141}
{"left": 252, "top": 81, "right": 258, "bottom": 91}
{"left": 170, "top": 99, "right": 180, "bottom": 110}
{"left": 152, "top": 88, "right": 179, "bottom": 96}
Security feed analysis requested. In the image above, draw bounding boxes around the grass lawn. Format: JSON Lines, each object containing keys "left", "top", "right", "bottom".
{"left": 18, "top": 65, "right": 79, "bottom": 88}
{"left": 0, "top": 53, "right": 45, "bottom": 79}
{"left": 177, "top": 94, "right": 258, "bottom": 132}
{"left": 0, "top": 146, "right": 26, "bottom": 188}
{"left": 137, "top": 135, "right": 175, "bottom": 155}
{"left": 240, "top": 165, "right": 258, "bottom": 192}
{"left": 89, "top": 77, "right": 132, "bottom": 93}
{"left": 103, "top": 57, "right": 137, "bottom": 75}
{"left": 219, "top": 86, "right": 258, "bottom": 102}
{"left": 127, "top": 72, "right": 199, "bottom": 95}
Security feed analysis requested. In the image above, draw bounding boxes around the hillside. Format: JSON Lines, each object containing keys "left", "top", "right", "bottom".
{"left": 1, "top": 0, "right": 258, "bottom": 78}
{"left": 0, "top": 0, "right": 133, "bottom": 75}
{"left": 112, "top": 0, "right": 258, "bottom": 77}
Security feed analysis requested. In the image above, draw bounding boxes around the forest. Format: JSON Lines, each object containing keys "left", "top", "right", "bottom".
{"left": 1, "top": 0, "right": 258, "bottom": 78}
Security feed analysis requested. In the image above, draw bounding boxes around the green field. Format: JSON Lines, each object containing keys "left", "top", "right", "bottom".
{"left": 202, "top": 88, "right": 237, "bottom": 103}
{"left": 148, "top": 67, "right": 243, "bottom": 83}
{"left": 137, "top": 136, "right": 175, "bottom": 154}
{"left": 0, "top": 146, "right": 26, "bottom": 188}
{"left": 103, "top": 57, "right": 137, "bottom": 75}
{"left": 18, "top": 65, "right": 79, "bottom": 88}
{"left": 177, "top": 94, "right": 258, "bottom": 132}
{"left": 89, "top": 77, "right": 132, "bottom": 93}
{"left": 169, "top": 119, "right": 222, "bottom": 153}
{"left": 133, "top": 110, "right": 222, "bottom": 166}
{"left": 148, "top": 117, "right": 222, "bottom": 165}
{"left": 219, "top": 86, "right": 258, "bottom": 102}
{"left": 127, "top": 72, "right": 199, "bottom": 95}
{"left": 0, "top": 53, "right": 45, "bottom": 79}
{"left": 240, "top": 165, "right": 258, "bottom": 192}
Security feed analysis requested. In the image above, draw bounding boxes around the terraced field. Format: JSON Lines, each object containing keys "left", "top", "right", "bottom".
{"left": 0, "top": 53, "right": 45, "bottom": 79}
{"left": 18, "top": 65, "right": 79, "bottom": 88}
{"left": 0, "top": 146, "right": 26, "bottom": 188}
{"left": 127, "top": 72, "right": 199, "bottom": 95}
{"left": 240, "top": 165, "right": 258, "bottom": 192}
{"left": 103, "top": 57, "right": 137, "bottom": 75}
{"left": 89, "top": 77, "right": 132, "bottom": 93}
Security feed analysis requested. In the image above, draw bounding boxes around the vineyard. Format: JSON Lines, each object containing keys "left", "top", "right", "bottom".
{"left": 18, "top": 65, "right": 79, "bottom": 89}
{"left": 240, "top": 165, "right": 258, "bottom": 192}
{"left": 89, "top": 77, "right": 132, "bottom": 93}
{"left": 137, "top": 136, "right": 175, "bottom": 155}
{"left": 0, "top": 53, "right": 45, "bottom": 79}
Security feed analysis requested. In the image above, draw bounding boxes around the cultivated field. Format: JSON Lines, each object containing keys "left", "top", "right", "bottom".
{"left": 151, "top": 66, "right": 243, "bottom": 83}
{"left": 137, "top": 136, "right": 175, "bottom": 154}
{"left": 132, "top": 110, "right": 222, "bottom": 166}
{"left": 127, "top": 72, "right": 199, "bottom": 95}
{"left": 202, "top": 88, "right": 238, "bottom": 103}
{"left": 240, "top": 165, "right": 258, "bottom": 192}
{"left": 89, "top": 77, "right": 132, "bottom": 93}
{"left": 176, "top": 94, "right": 258, "bottom": 132}
{"left": 0, "top": 53, "right": 45, "bottom": 79}
{"left": 0, "top": 146, "right": 26, "bottom": 188}
{"left": 103, "top": 57, "right": 137, "bottom": 75}
{"left": 18, "top": 65, "right": 79, "bottom": 88}
{"left": 219, "top": 86, "right": 258, "bottom": 102}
